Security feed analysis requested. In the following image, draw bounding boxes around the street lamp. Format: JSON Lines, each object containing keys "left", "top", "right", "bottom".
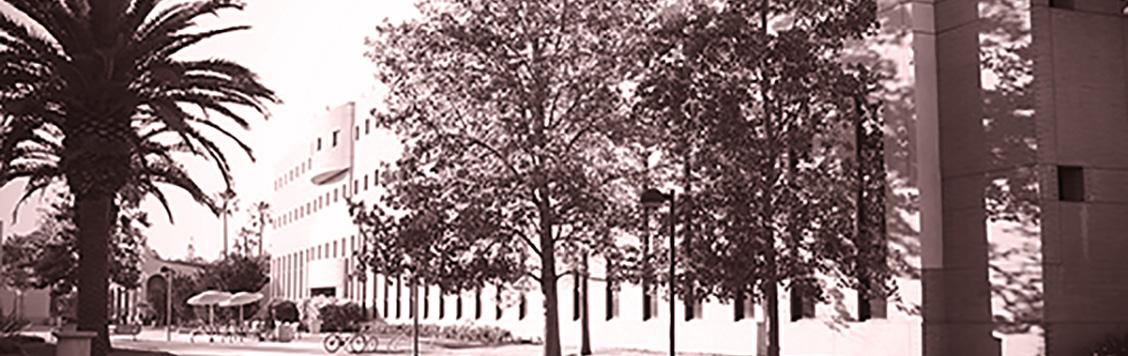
{"left": 160, "top": 266, "right": 175, "bottom": 342}
{"left": 640, "top": 188, "right": 675, "bottom": 356}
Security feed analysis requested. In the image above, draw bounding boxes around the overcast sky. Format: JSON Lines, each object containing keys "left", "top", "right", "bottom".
{"left": 0, "top": 1, "right": 416, "bottom": 260}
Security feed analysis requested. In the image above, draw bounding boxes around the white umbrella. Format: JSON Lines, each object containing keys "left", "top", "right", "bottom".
{"left": 219, "top": 292, "right": 264, "bottom": 307}
{"left": 187, "top": 290, "right": 233, "bottom": 306}
{"left": 219, "top": 292, "right": 265, "bottom": 326}
{"left": 187, "top": 290, "right": 232, "bottom": 326}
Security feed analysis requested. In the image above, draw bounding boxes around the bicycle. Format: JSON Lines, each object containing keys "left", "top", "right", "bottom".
{"left": 323, "top": 326, "right": 378, "bottom": 354}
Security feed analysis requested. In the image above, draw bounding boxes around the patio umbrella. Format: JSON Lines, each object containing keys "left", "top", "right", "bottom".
{"left": 219, "top": 292, "right": 265, "bottom": 325}
{"left": 187, "top": 290, "right": 233, "bottom": 326}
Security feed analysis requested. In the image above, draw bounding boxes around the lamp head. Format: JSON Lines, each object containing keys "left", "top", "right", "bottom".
{"left": 640, "top": 188, "right": 671, "bottom": 208}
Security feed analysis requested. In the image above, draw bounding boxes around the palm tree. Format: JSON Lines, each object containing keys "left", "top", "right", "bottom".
{"left": 217, "top": 189, "right": 238, "bottom": 256}
{"left": 248, "top": 201, "right": 270, "bottom": 256}
{"left": 0, "top": 1, "right": 277, "bottom": 355}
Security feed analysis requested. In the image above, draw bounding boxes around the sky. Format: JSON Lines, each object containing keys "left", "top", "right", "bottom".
{"left": 0, "top": 0, "right": 417, "bottom": 261}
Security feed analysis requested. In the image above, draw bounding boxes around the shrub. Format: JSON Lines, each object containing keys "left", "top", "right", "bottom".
{"left": 1093, "top": 334, "right": 1128, "bottom": 356}
{"left": 271, "top": 300, "right": 299, "bottom": 323}
{"left": 319, "top": 302, "right": 365, "bottom": 332}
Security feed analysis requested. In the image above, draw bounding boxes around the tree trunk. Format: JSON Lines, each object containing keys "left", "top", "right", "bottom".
{"left": 412, "top": 277, "right": 419, "bottom": 356}
{"left": 580, "top": 253, "right": 591, "bottom": 355}
{"left": 539, "top": 217, "right": 562, "bottom": 356}
{"left": 75, "top": 194, "right": 114, "bottom": 356}
{"left": 765, "top": 267, "right": 780, "bottom": 356}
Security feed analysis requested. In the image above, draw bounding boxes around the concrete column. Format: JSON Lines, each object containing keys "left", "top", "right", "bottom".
{"left": 914, "top": 1, "right": 1000, "bottom": 355}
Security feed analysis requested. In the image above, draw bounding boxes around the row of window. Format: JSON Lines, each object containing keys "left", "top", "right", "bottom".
{"left": 276, "top": 248, "right": 886, "bottom": 323}
{"left": 274, "top": 119, "right": 375, "bottom": 191}
{"left": 273, "top": 171, "right": 378, "bottom": 229}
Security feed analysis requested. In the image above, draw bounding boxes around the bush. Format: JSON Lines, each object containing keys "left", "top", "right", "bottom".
{"left": 1092, "top": 334, "right": 1128, "bottom": 356}
{"left": 271, "top": 301, "right": 299, "bottom": 323}
{"left": 374, "top": 323, "right": 514, "bottom": 345}
{"left": 318, "top": 302, "right": 365, "bottom": 332}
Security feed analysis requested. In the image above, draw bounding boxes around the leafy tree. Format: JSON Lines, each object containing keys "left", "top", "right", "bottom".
{"left": 12, "top": 190, "right": 149, "bottom": 297}
{"left": 145, "top": 271, "right": 199, "bottom": 326}
{"left": 633, "top": 1, "right": 889, "bottom": 355}
{"left": 367, "top": 1, "right": 652, "bottom": 354}
{"left": 1, "top": 234, "right": 38, "bottom": 319}
{"left": 195, "top": 253, "right": 270, "bottom": 293}
{"left": 0, "top": 1, "right": 277, "bottom": 354}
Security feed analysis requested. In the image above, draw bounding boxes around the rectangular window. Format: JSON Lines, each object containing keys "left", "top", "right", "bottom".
{"left": 606, "top": 282, "right": 619, "bottom": 320}
{"left": 858, "top": 288, "right": 888, "bottom": 321}
{"left": 790, "top": 289, "right": 816, "bottom": 321}
{"left": 396, "top": 276, "right": 402, "bottom": 319}
{"left": 334, "top": 189, "right": 339, "bottom": 202}
{"left": 353, "top": 180, "right": 359, "bottom": 194}
{"left": 383, "top": 276, "right": 389, "bottom": 319}
{"left": 519, "top": 294, "right": 527, "bottom": 320}
{"left": 365, "top": 119, "right": 371, "bottom": 134}
{"left": 317, "top": 138, "right": 322, "bottom": 151}
{"left": 456, "top": 294, "right": 463, "bottom": 319}
{"left": 350, "top": 236, "right": 356, "bottom": 255}
{"left": 355, "top": 126, "right": 360, "bottom": 140}
{"left": 364, "top": 175, "right": 369, "bottom": 190}
{"left": 333, "top": 241, "right": 338, "bottom": 258}
{"left": 409, "top": 283, "right": 415, "bottom": 319}
{"left": 332, "top": 130, "right": 339, "bottom": 147}
{"left": 496, "top": 285, "right": 503, "bottom": 320}
{"left": 475, "top": 288, "right": 482, "bottom": 319}
{"left": 685, "top": 295, "right": 703, "bottom": 321}
{"left": 438, "top": 287, "right": 446, "bottom": 320}
{"left": 1059, "top": 165, "right": 1084, "bottom": 202}
{"left": 423, "top": 285, "right": 430, "bottom": 319}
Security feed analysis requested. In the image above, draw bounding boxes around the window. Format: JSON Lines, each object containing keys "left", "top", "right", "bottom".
{"left": 606, "top": 282, "right": 619, "bottom": 320}
{"left": 685, "top": 294, "right": 703, "bottom": 321}
{"left": 519, "top": 294, "right": 527, "bottom": 320}
{"left": 332, "top": 130, "right": 339, "bottom": 147}
{"left": 790, "top": 289, "right": 816, "bottom": 321}
{"left": 365, "top": 119, "right": 370, "bottom": 134}
{"left": 643, "top": 284, "right": 657, "bottom": 321}
{"left": 350, "top": 235, "right": 356, "bottom": 255}
{"left": 475, "top": 288, "right": 482, "bottom": 319}
{"left": 353, "top": 180, "right": 359, "bottom": 194}
{"left": 734, "top": 290, "right": 755, "bottom": 321}
{"left": 456, "top": 294, "right": 463, "bottom": 319}
{"left": 423, "top": 285, "right": 430, "bottom": 319}
{"left": 355, "top": 126, "right": 359, "bottom": 140}
{"left": 496, "top": 285, "right": 503, "bottom": 320}
{"left": 858, "top": 287, "right": 887, "bottom": 321}
{"left": 1059, "top": 166, "right": 1084, "bottom": 202}
{"left": 439, "top": 287, "right": 446, "bottom": 319}
{"left": 333, "top": 241, "right": 338, "bottom": 258}
{"left": 364, "top": 175, "right": 369, "bottom": 190}
{"left": 334, "top": 189, "right": 339, "bottom": 202}
{"left": 317, "top": 138, "right": 322, "bottom": 151}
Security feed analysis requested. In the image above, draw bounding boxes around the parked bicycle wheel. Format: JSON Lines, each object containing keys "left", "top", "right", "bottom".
{"left": 364, "top": 333, "right": 380, "bottom": 353}
{"left": 346, "top": 333, "right": 369, "bottom": 354}
{"left": 323, "top": 333, "right": 344, "bottom": 353}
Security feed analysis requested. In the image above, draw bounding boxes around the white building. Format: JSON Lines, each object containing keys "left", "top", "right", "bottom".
{"left": 265, "top": 101, "right": 923, "bottom": 356}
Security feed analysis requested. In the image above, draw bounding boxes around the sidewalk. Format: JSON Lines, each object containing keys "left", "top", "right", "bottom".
{"left": 23, "top": 327, "right": 719, "bottom": 355}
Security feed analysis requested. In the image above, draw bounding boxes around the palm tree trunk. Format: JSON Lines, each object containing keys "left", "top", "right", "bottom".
{"left": 75, "top": 194, "right": 114, "bottom": 356}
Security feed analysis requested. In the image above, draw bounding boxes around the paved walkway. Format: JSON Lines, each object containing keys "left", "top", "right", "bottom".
{"left": 26, "top": 328, "right": 695, "bottom": 356}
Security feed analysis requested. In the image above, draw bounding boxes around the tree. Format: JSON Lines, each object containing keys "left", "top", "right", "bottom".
{"left": 0, "top": 1, "right": 277, "bottom": 354}
{"left": 15, "top": 190, "right": 150, "bottom": 296}
{"left": 195, "top": 253, "right": 270, "bottom": 293}
{"left": 217, "top": 189, "right": 239, "bottom": 256}
{"left": 633, "top": 1, "right": 890, "bottom": 355}
{"left": 367, "top": 1, "right": 652, "bottom": 354}
{"left": 1, "top": 234, "right": 39, "bottom": 319}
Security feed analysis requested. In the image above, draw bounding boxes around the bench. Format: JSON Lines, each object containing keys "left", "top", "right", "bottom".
{"left": 111, "top": 324, "right": 142, "bottom": 341}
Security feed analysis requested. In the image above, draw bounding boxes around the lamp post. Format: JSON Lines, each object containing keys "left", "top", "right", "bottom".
{"left": 160, "top": 266, "right": 175, "bottom": 342}
{"left": 640, "top": 188, "right": 675, "bottom": 356}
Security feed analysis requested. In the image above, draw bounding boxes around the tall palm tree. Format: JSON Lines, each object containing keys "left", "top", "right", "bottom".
{"left": 0, "top": 1, "right": 277, "bottom": 355}
{"left": 248, "top": 201, "right": 270, "bottom": 256}
{"left": 217, "top": 188, "right": 238, "bottom": 256}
